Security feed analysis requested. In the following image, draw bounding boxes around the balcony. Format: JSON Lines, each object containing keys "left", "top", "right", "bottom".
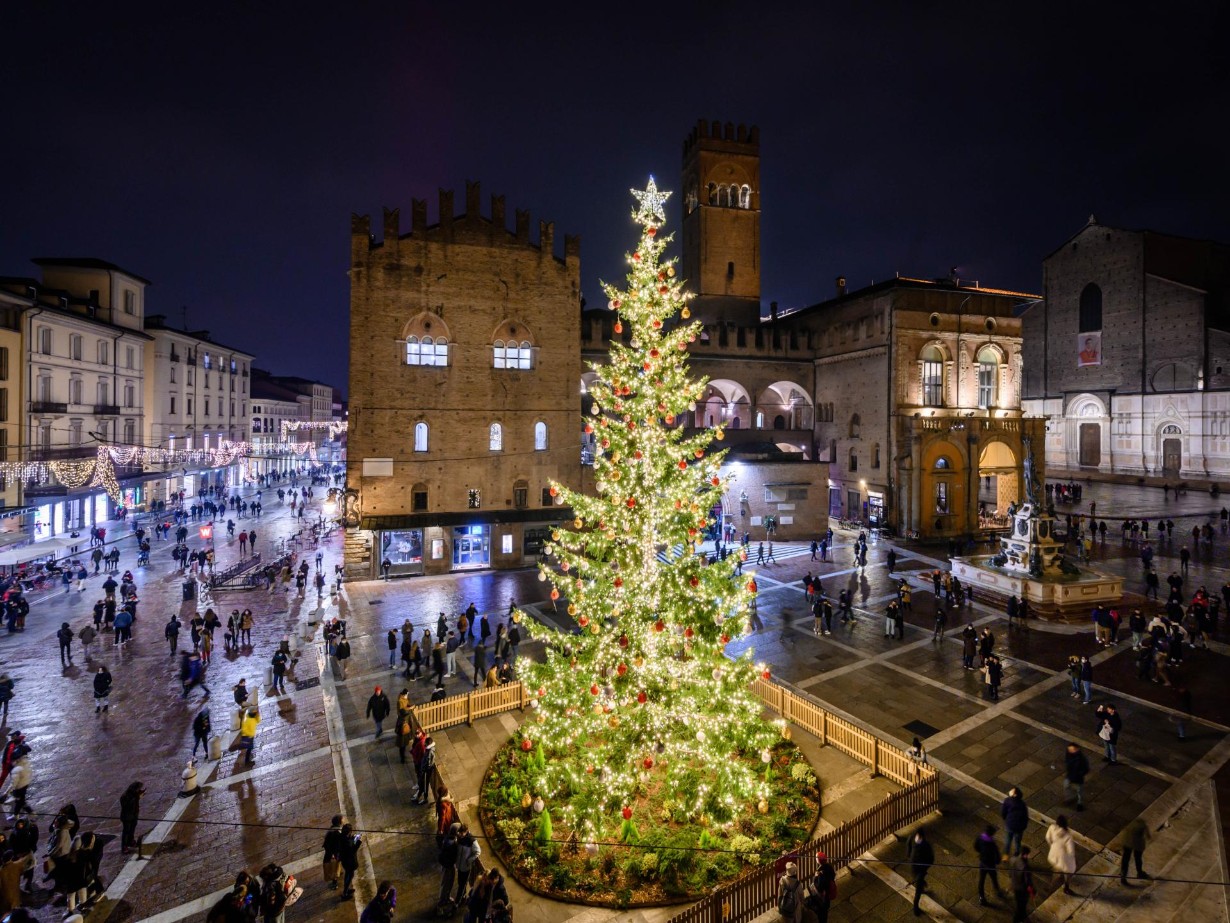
{"left": 93, "top": 404, "right": 120, "bottom": 416}
{"left": 169, "top": 350, "right": 181, "bottom": 363}
{"left": 30, "top": 401, "right": 68, "bottom": 414}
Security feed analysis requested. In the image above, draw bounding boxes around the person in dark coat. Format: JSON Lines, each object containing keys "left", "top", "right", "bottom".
{"left": 119, "top": 781, "right": 145, "bottom": 854}
{"left": 472, "top": 642, "right": 488, "bottom": 690}
{"left": 337, "top": 823, "right": 361, "bottom": 898}
{"left": 1064, "top": 742, "right": 1090, "bottom": 809}
{"left": 93, "top": 666, "right": 113, "bottom": 713}
{"left": 192, "top": 709, "right": 212, "bottom": 759}
{"left": 365, "top": 686, "right": 391, "bottom": 738}
{"left": 973, "top": 825, "right": 1006, "bottom": 906}
{"left": 962, "top": 626, "right": 978, "bottom": 670}
{"left": 1001, "top": 787, "right": 1028, "bottom": 855}
{"left": 907, "top": 828, "right": 934, "bottom": 916}
{"left": 1095, "top": 703, "right": 1123, "bottom": 763}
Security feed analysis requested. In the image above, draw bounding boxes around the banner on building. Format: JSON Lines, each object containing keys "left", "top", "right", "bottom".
{"left": 1077, "top": 332, "right": 1102, "bottom": 367}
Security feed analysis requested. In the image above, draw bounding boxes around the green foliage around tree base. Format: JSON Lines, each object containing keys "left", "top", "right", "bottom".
{"left": 479, "top": 734, "right": 821, "bottom": 907}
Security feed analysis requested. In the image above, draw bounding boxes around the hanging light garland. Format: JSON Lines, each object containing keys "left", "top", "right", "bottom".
{"left": 279, "top": 419, "right": 348, "bottom": 442}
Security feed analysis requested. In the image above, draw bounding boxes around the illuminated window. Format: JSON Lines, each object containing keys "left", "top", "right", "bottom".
{"left": 403, "top": 313, "right": 450, "bottom": 367}
{"left": 978, "top": 347, "right": 999, "bottom": 408}
{"left": 489, "top": 423, "right": 503, "bottom": 452}
{"left": 467, "top": 488, "right": 481, "bottom": 509}
{"left": 493, "top": 320, "right": 535, "bottom": 369}
{"left": 414, "top": 422, "right": 428, "bottom": 452}
{"left": 921, "top": 346, "right": 944, "bottom": 407}
{"left": 534, "top": 421, "right": 548, "bottom": 451}
{"left": 935, "top": 481, "right": 949, "bottom": 513}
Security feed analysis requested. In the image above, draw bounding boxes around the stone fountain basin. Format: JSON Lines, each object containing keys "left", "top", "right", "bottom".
{"left": 951, "top": 555, "right": 1124, "bottom": 609}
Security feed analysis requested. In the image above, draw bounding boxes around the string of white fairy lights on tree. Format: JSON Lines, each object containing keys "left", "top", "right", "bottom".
{"left": 0, "top": 441, "right": 323, "bottom": 504}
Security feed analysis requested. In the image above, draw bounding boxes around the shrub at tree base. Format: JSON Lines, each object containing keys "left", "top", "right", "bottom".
{"left": 479, "top": 736, "right": 820, "bottom": 905}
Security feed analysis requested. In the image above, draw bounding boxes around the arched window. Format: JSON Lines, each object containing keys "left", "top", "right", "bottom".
{"left": 849, "top": 449, "right": 858, "bottom": 472}
{"left": 849, "top": 414, "right": 861, "bottom": 438}
{"left": 403, "top": 313, "right": 450, "bottom": 367}
{"left": 738, "top": 185, "right": 751, "bottom": 208}
{"left": 1079, "top": 283, "right": 1102, "bottom": 333}
{"left": 489, "top": 423, "right": 503, "bottom": 452}
{"left": 934, "top": 456, "right": 952, "bottom": 469}
{"left": 977, "top": 346, "right": 999, "bottom": 408}
{"left": 414, "top": 422, "right": 428, "bottom": 452}
{"left": 921, "top": 346, "right": 945, "bottom": 406}
{"left": 1151, "top": 362, "right": 1197, "bottom": 391}
{"left": 534, "top": 421, "right": 548, "bottom": 451}
{"left": 492, "top": 321, "right": 535, "bottom": 370}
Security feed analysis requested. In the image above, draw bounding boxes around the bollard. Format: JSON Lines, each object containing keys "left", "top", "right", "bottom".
{"left": 265, "top": 666, "right": 274, "bottom": 688}
{"left": 300, "top": 621, "right": 314, "bottom": 642}
{"left": 208, "top": 735, "right": 223, "bottom": 761}
{"left": 231, "top": 708, "right": 242, "bottom": 731}
{"left": 179, "top": 758, "right": 199, "bottom": 797}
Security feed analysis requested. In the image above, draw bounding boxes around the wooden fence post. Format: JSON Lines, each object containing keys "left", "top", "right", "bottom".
{"left": 820, "top": 710, "right": 827, "bottom": 746}
{"left": 872, "top": 739, "right": 880, "bottom": 777}
{"left": 466, "top": 689, "right": 474, "bottom": 726}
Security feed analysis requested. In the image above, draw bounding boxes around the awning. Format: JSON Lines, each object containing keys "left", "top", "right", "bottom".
{"left": 0, "top": 534, "right": 89, "bottom": 567}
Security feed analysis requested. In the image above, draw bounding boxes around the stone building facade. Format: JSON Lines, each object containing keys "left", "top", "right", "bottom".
{"left": 1022, "top": 220, "right": 1230, "bottom": 480}
{"left": 346, "top": 183, "right": 581, "bottom": 577}
{"left": 776, "top": 278, "right": 1043, "bottom": 539}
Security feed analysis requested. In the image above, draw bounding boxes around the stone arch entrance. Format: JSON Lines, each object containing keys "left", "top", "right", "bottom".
{"left": 1159, "top": 423, "right": 1182, "bottom": 475}
{"left": 978, "top": 441, "right": 1018, "bottom": 522}
{"left": 1067, "top": 395, "right": 1106, "bottom": 469}
{"left": 921, "top": 440, "right": 968, "bottom": 535}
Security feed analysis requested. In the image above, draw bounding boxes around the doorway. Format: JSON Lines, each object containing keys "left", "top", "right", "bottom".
{"left": 1079, "top": 423, "right": 1101, "bottom": 467}
{"left": 1162, "top": 438, "right": 1182, "bottom": 475}
{"left": 452, "top": 526, "right": 490, "bottom": 569}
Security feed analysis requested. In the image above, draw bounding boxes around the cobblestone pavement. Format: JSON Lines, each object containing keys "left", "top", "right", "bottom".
{"left": 2, "top": 479, "right": 1228, "bottom": 922}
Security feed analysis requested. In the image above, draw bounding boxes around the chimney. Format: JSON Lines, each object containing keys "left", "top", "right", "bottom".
{"left": 769, "top": 301, "right": 778, "bottom": 321}
{"left": 836, "top": 276, "right": 847, "bottom": 297}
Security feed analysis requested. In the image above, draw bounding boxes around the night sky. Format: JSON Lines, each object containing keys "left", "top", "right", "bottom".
{"left": 3, "top": 2, "right": 1226, "bottom": 396}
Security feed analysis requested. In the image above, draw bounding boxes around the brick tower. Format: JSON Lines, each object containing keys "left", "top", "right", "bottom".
{"left": 680, "top": 119, "right": 762, "bottom": 325}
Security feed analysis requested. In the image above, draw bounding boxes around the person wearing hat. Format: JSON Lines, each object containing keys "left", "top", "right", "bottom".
{"left": 366, "top": 686, "right": 391, "bottom": 738}
{"left": 806, "top": 851, "right": 837, "bottom": 922}
{"left": 777, "top": 860, "right": 807, "bottom": 922}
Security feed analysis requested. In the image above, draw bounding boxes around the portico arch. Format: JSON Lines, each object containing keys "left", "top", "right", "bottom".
{"left": 1065, "top": 394, "right": 1106, "bottom": 469}
{"left": 756, "top": 381, "right": 814, "bottom": 430}
{"left": 921, "top": 439, "right": 968, "bottom": 535}
{"left": 978, "top": 440, "right": 1018, "bottom": 520}
{"left": 695, "top": 379, "right": 752, "bottom": 429}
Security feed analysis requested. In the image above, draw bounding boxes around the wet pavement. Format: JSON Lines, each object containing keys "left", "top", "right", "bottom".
{"left": 0, "top": 478, "right": 1227, "bottom": 922}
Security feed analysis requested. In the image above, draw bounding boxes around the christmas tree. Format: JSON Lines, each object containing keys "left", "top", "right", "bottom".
{"left": 516, "top": 179, "right": 780, "bottom": 848}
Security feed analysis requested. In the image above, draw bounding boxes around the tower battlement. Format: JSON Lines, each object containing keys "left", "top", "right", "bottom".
{"left": 350, "top": 180, "right": 578, "bottom": 263}
{"left": 683, "top": 119, "right": 760, "bottom": 158}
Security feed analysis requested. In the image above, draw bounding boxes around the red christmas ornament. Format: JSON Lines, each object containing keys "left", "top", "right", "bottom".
{"left": 612, "top": 299, "right": 621, "bottom": 309}
{"left": 619, "top": 634, "right": 629, "bottom": 649}
{"left": 601, "top": 439, "right": 610, "bottom": 449}
{"left": 643, "top": 362, "right": 652, "bottom": 371}
{"left": 614, "top": 321, "right": 623, "bottom": 334}
{"left": 720, "top": 634, "right": 730, "bottom": 645}
{"left": 694, "top": 450, "right": 704, "bottom": 458}
{"left": 647, "top": 226, "right": 657, "bottom": 237}
{"left": 614, "top": 576, "right": 624, "bottom": 588}
{"left": 627, "top": 420, "right": 637, "bottom": 430}
{"left": 521, "top": 738, "right": 533, "bottom": 751}
{"left": 632, "top": 252, "right": 641, "bottom": 261}
{"left": 658, "top": 271, "right": 666, "bottom": 281}
{"left": 762, "top": 668, "right": 772, "bottom": 680}
{"left": 584, "top": 423, "right": 594, "bottom": 434}
{"left": 690, "top": 576, "right": 699, "bottom": 587}
{"left": 653, "top": 619, "right": 665, "bottom": 633}
{"left": 590, "top": 684, "right": 600, "bottom": 695}
{"left": 634, "top": 451, "right": 643, "bottom": 460}
{"left": 665, "top": 414, "right": 675, "bottom": 425}
{"left": 678, "top": 459, "right": 688, "bottom": 470}
{"left": 579, "top": 615, "right": 589, "bottom": 627}
{"left": 548, "top": 486, "right": 558, "bottom": 497}
{"left": 674, "top": 499, "right": 683, "bottom": 509}
{"left": 658, "top": 286, "right": 668, "bottom": 294}
{"left": 652, "top": 318, "right": 662, "bottom": 329}
{"left": 687, "top": 528, "right": 697, "bottom": 537}
{"left": 637, "top": 691, "right": 648, "bottom": 703}
{"left": 747, "top": 580, "right": 757, "bottom": 593}
{"left": 649, "top": 349, "right": 660, "bottom": 358}
{"left": 626, "top": 497, "right": 636, "bottom": 508}
{"left": 684, "top": 627, "right": 694, "bottom": 639}
{"left": 537, "top": 687, "right": 546, "bottom": 697}
{"left": 560, "top": 561, "right": 570, "bottom": 572}
{"left": 617, "top": 663, "right": 628, "bottom": 676}
{"left": 711, "top": 476, "right": 721, "bottom": 486}
{"left": 550, "top": 589, "right": 560, "bottom": 600}
{"left": 643, "top": 756, "right": 654, "bottom": 770}
{"left": 622, "top": 806, "right": 633, "bottom": 820}
{"left": 657, "top": 403, "right": 666, "bottom": 412}
{"left": 586, "top": 765, "right": 595, "bottom": 774}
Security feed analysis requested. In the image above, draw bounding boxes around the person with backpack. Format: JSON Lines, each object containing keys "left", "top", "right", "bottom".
{"left": 454, "top": 823, "right": 482, "bottom": 905}
{"left": 777, "top": 860, "right": 806, "bottom": 922}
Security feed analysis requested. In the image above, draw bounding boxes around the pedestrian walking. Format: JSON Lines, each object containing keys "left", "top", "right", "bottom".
{"left": 192, "top": 709, "right": 212, "bottom": 758}
{"left": 386, "top": 629, "right": 397, "bottom": 668}
{"left": 93, "top": 666, "right": 112, "bottom": 713}
{"left": 57, "top": 622, "right": 74, "bottom": 667}
{"left": 973, "top": 825, "right": 1006, "bottom": 906}
{"left": 165, "top": 615, "right": 181, "bottom": 655}
{"left": 337, "top": 823, "right": 361, "bottom": 898}
{"left": 4, "top": 751, "right": 32, "bottom": 816}
{"left": 472, "top": 642, "right": 488, "bottom": 689}
{"left": 322, "top": 814, "right": 345, "bottom": 889}
{"left": 907, "top": 828, "right": 934, "bottom": 916}
{"left": 1009, "top": 847, "right": 1034, "bottom": 923}
{"left": 932, "top": 605, "right": 946, "bottom": 642}
{"left": 445, "top": 630, "right": 460, "bottom": 676}
{"left": 1046, "top": 815, "right": 1077, "bottom": 895}
{"left": 1118, "top": 817, "right": 1152, "bottom": 885}
{"left": 1063, "top": 742, "right": 1090, "bottom": 810}
{"left": 271, "top": 650, "right": 289, "bottom": 695}
{"left": 361, "top": 881, "right": 396, "bottom": 923}
{"left": 335, "top": 637, "right": 351, "bottom": 679}
{"left": 1001, "top": 787, "right": 1028, "bottom": 856}
{"left": 776, "top": 860, "right": 805, "bottom": 923}
{"left": 238, "top": 708, "right": 260, "bottom": 766}
{"left": 119, "top": 781, "right": 145, "bottom": 855}
{"left": 1079, "top": 655, "right": 1093, "bottom": 704}
{"left": 366, "top": 686, "right": 391, "bottom": 738}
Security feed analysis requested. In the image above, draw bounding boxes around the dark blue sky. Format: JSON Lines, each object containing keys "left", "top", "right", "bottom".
{"left": 2, "top": 2, "right": 1226, "bottom": 396}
